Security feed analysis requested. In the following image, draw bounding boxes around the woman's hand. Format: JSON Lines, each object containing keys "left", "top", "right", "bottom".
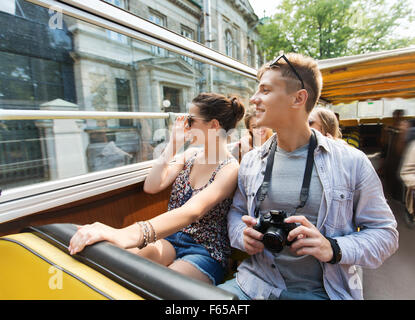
{"left": 169, "top": 115, "right": 191, "bottom": 152}
{"left": 68, "top": 222, "right": 143, "bottom": 255}
{"left": 69, "top": 222, "right": 118, "bottom": 255}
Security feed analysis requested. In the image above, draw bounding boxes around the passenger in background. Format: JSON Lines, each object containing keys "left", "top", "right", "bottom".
{"left": 400, "top": 139, "right": 415, "bottom": 221}
{"left": 68, "top": 93, "right": 245, "bottom": 285}
{"left": 308, "top": 107, "right": 344, "bottom": 142}
{"left": 231, "top": 107, "right": 273, "bottom": 162}
{"left": 381, "top": 109, "right": 410, "bottom": 200}
{"left": 400, "top": 120, "right": 415, "bottom": 224}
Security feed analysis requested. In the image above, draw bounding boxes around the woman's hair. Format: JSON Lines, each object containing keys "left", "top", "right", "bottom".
{"left": 257, "top": 53, "right": 322, "bottom": 113}
{"left": 311, "top": 107, "right": 342, "bottom": 139}
{"left": 244, "top": 107, "right": 257, "bottom": 131}
{"left": 192, "top": 92, "right": 245, "bottom": 131}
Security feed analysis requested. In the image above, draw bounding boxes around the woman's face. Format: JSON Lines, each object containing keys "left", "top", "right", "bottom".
{"left": 308, "top": 112, "right": 325, "bottom": 135}
{"left": 187, "top": 104, "right": 223, "bottom": 146}
{"left": 249, "top": 117, "right": 272, "bottom": 145}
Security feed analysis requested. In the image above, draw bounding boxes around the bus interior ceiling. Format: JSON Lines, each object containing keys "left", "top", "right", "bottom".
{"left": 319, "top": 47, "right": 415, "bottom": 156}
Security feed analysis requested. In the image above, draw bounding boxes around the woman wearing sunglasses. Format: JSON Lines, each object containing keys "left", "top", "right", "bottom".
{"left": 68, "top": 92, "right": 245, "bottom": 285}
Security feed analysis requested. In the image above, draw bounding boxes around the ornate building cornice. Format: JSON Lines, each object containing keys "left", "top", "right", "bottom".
{"left": 225, "top": 0, "right": 258, "bottom": 25}
{"left": 167, "top": 0, "right": 201, "bottom": 18}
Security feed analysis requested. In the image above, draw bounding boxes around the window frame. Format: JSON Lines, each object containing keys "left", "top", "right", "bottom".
{"left": 225, "top": 30, "right": 233, "bottom": 57}
{"left": 104, "top": 0, "right": 128, "bottom": 43}
{"left": 0, "top": 0, "right": 257, "bottom": 221}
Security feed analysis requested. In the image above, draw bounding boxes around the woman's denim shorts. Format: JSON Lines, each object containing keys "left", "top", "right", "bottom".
{"left": 165, "top": 231, "right": 225, "bottom": 285}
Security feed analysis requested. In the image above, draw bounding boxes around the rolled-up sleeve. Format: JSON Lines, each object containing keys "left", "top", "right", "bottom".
{"left": 336, "top": 154, "right": 399, "bottom": 268}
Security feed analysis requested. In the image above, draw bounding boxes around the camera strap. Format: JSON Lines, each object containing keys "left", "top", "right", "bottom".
{"left": 254, "top": 130, "right": 317, "bottom": 218}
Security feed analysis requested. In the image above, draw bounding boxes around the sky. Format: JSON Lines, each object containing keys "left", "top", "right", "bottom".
{"left": 248, "top": 0, "right": 415, "bottom": 37}
{"left": 248, "top": 0, "right": 280, "bottom": 18}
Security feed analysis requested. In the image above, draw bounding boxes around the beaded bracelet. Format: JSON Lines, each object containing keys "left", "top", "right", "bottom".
{"left": 137, "top": 222, "right": 148, "bottom": 249}
{"left": 137, "top": 221, "right": 157, "bottom": 249}
{"left": 147, "top": 220, "right": 157, "bottom": 243}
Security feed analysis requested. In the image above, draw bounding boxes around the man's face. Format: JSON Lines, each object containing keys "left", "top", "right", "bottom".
{"left": 249, "top": 69, "right": 296, "bottom": 130}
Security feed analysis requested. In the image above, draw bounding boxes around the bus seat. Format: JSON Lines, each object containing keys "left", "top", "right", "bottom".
{"left": 0, "top": 223, "right": 237, "bottom": 300}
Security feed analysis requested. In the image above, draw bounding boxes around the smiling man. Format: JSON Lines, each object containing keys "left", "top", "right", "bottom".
{"left": 218, "top": 53, "right": 399, "bottom": 300}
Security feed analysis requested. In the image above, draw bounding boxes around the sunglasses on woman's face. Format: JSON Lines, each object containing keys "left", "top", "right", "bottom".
{"left": 187, "top": 115, "right": 205, "bottom": 127}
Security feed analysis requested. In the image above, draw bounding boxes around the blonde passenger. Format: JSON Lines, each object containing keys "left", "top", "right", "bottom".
{"left": 308, "top": 107, "right": 344, "bottom": 141}
{"left": 68, "top": 92, "right": 245, "bottom": 285}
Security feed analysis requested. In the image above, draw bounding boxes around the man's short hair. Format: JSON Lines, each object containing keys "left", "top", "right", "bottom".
{"left": 257, "top": 53, "right": 323, "bottom": 113}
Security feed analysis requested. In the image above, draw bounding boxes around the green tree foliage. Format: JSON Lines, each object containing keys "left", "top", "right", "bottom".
{"left": 257, "top": 0, "right": 415, "bottom": 60}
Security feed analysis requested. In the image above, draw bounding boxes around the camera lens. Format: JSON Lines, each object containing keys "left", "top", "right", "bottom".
{"left": 262, "top": 227, "right": 287, "bottom": 253}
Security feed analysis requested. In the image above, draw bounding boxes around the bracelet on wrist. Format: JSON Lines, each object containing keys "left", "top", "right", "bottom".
{"left": 147, "top": 220, "right": 157, "bottom": 243}
{"left": 136, "top": 221, "right": 157, "bottom": 249}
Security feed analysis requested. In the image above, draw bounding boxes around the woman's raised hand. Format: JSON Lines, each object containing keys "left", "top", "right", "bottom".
{"left": 170, "top": 115, "right": 191, "bottom": 151}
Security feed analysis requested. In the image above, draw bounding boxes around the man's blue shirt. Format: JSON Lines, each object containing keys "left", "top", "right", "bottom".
{"left": 227, "top": 129, "right": 399, "bottom": 300}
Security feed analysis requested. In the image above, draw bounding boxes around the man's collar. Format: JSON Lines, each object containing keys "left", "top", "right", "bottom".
{"left": 312, "top": 128, "right": 331, "bottom": 153}
{"left": 260, "top": 133, "right": 276, "bottom": 159}
{"left": 259, "top": 128, "right": 330, "bottom": 159}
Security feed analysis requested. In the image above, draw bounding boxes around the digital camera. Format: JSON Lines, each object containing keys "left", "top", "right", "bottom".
{"left": 253, "top": 210, "right": 300, "bottom": 253}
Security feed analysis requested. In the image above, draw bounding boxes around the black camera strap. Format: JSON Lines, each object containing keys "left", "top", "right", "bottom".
{"left": 254, "top": 130, "right": 318, "bottom": 218}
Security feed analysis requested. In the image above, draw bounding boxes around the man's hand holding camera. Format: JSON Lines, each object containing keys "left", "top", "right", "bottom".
{"left": 284, "top": 215, "right": 333, "bottom": 263}
{"left": 242, "top": 214, "right": 333, "bottom": 263}
{"left": 242, "top": 215, "right": 265, "bottom": 255}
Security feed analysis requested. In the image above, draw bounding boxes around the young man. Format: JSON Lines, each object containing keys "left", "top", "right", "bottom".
{"left": 218, "top": 53, "right": 399, "bottom": 300}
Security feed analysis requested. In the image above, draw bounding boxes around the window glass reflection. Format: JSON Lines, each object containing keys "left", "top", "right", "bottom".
{"left": 0, "top": 0, "right": 257, "bottom": 192}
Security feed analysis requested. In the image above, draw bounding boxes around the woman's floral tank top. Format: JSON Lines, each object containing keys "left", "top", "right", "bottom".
{"left": 167, "top": 151, "right": 237, "bottom": 268}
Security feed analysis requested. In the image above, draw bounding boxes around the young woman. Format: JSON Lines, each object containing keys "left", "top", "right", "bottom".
{"left": 231, "top": 107, "right": 273, "bottom": 162}
{"left": 308, "top": 107, "right": 345, "bottom": 142}
{"left": 68, "top": 92, "right": 245, "bottom": 285}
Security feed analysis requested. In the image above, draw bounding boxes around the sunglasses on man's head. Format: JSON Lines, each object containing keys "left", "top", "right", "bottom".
{"left": 269, "top": 54, "right": 305, "bottom": 89}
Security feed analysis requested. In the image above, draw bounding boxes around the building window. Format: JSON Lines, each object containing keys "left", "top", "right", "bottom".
{"left": 0, "top": 51, "right": 65, "bottom": 108}
{"left": 104, "top": 0, "right": 128, "bottom": 44}
{"left": 149, "top": 10, "right": 167, "bottom": 56}
{"left": 163, "top": 86, "right": 182, "bottom": 113}
{"left": 115, "top": 78, "right": 132, "bottom": 127}
{"left": 181, "top": 26, "right": 194, "bottom": 39}
{"left": 149, "top": 10, "right": 166, "bottom": 26}
{"left": 233, "top": 27, "right": 240, "bottom": 60}
{"left": 180, "top": 26, "right": 194, "bottom": 64}
{"left": 247, "top": 45, "right": 253, "bottom": 67}
{"left": 225, "top": 30, "right": 233, "bottom": 57}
